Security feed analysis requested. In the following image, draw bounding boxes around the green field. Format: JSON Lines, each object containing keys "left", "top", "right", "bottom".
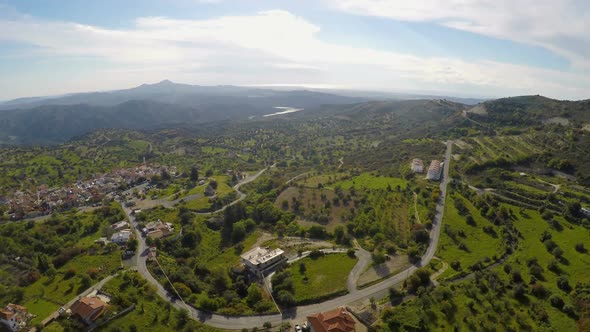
{"left": 337, "top": 173, "right": 408, "bottom": 191}
{"left": 287, "top": 253, "right": 357, "bottom": 304}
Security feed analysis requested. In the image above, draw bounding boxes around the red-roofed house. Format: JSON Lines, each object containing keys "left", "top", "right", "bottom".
{"left": 306, "top": 307, "right": 356, "bottom": 332}
{"left": 0, "top": 303, "right": 29, "bottom": 331}
{"left": 70, "top": 297, "right": 108, "bottom": 324}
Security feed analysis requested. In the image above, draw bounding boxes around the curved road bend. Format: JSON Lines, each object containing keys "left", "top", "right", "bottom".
{"left": 123, "top": 142, "right": 453, "bottom": 329}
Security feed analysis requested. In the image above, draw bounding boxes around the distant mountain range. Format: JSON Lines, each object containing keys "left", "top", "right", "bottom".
{"left": 0, "top": 80, "right": 370, "bottom": 145}
{"left": 2, "top": 80, "right": 582, "bottom": 146}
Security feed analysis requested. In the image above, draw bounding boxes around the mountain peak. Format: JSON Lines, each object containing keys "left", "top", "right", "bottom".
{"left": 157, "top": 79, "right": 174, "bottom": 85}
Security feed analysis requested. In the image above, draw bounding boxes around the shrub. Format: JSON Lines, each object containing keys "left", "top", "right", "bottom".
{"left": 511, "top": 270, "right": 523, "bottom": 283}
{"left": 552, "top": 247, "right": 564, "bottom": 258}
{"left": 547, "top": 259, "right": 560, "bottom": 273}
{"left": 557, "top": 276, "right": 571, "bottom": 292}
{"left": 543, "top": 239, "right": 557, "bottom": 252}
{"left": 450, "top": 261, "right": 461, "bottom": 271}
{"left": 346, "top": 249, "right": 356, "bottom": 258}
{"left": 549, "top": 295, "right": 564, "bottom": 309}
{"left": 575, "top": 243, "right": 586, "bottom": 253}
{"left": 530, "top": 283, "right": 549, "bottom": 298}
{"left": 562, "top": 305, "right": 576, "bottom": 317}
{"left": 64, "top": 268, "right": 77, "bottom": 279}
{"left": 308, "top": 250, "right": 324, "bottom": 260}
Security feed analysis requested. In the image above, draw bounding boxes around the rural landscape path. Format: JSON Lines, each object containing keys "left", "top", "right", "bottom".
{"left": 347, "top": 240, "right": 371, "bottom": 293}
{"left": 37, "top": 274, "right": 115, "bottom": 328}
{"left": 122, "top": 141, "right": 453, "bottom": 329}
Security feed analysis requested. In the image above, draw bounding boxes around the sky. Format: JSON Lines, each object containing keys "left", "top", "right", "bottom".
{"left": 0, "top": 0, "right": 589, "bottom": 100}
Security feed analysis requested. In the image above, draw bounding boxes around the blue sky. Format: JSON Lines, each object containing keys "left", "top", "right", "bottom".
{"left": 0, "top": 0, "right": 589, "bottom": 100}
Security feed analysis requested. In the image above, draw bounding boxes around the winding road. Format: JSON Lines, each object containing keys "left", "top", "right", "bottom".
{"left": 122, "top": 142, "right": 453, "bottom": 329}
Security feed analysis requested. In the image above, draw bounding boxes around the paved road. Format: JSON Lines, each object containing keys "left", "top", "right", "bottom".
{"left": 346, "top": 241, "right": 371, "bottom": 293}
{"left": 195, "top": 164, "right": 275, "bottom": 215}
{"left": 123, "top": 143, "right": 454, "bottom": 330}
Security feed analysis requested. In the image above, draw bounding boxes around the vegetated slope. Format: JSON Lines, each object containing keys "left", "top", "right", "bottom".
{"left": 0, "top": 81, "right": 369, "bottom": 145}
{"left": 0, "top": 100, "right": 202, "bottom": 145}
{"left": 468, "top": 95, "right": 590, "bottom": 127}
{"left": 301, "top": 99, "right": 466, "bottom": 170}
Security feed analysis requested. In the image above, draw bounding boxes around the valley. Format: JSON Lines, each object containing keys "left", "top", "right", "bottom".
{"left": 0, "top": 93, "right": 589, "bottom": 332}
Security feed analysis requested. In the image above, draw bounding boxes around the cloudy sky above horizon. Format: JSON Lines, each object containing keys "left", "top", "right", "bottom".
{"left": 0, "top": 0, "right": 589, "bottom": 100}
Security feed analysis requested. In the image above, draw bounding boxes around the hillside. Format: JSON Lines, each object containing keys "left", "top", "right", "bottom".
{"left": 467, "top": 95, "right": 590, "bottom": 127}
{"left": 0, "top": 82, "right": 372, "bottom": 145}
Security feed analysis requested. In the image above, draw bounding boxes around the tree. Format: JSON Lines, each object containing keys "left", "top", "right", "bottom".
{"left": 552, "top": 247, "right": 564, "bottom": 259}
{"left": 127, "top": 239, "right": 138, "bottom": 252}
{"left": 557, "top": 276, "right": 571, "bottom": 292}
{"left": 190, "top": 167, "right": 199, "bottom": 182}
{"left": 231, "top": 222, "right": 246, "bottom": 243}
{"left": 276, "top": 290, "right": 296, "bottom": 307}
{"left": 246, "top": 284, "right": 262, "bottom": 306}
{"left": 575, "top": 242, "right": 586, "bottom": 253}
{"left": 415, "top": 268, "right": 431, "bottom": 285}
{"left": 176, "top": 309, "right": 189, "bottom": 329}
{"left": 299, "top": 263, "right": 307, "bottom": 275}
{"left": 173, "top": 282, "right": 192, "bottom": 298}
{"left": 549, "top": 295, "right": 564, "bottom": 309}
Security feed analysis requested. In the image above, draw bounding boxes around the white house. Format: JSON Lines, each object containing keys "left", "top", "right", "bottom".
{"left": 411, "top": 159, "right": 424, "bottom": 173}
{"left": 240, "top": 247, "right": 286, "bottom": 275}
{"left": 110, "top": 229, "right": 132, "bottom": 244}
{"left": 427, "top": 160, "right": 443, "bottom": 181}
{"left": 110, "top": 220, "right": 129, "bottom": 231}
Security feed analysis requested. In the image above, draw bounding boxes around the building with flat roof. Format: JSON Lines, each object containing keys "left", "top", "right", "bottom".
{"left": 110, "top": 229, "right": 132, "bottom": 244}
{"left": 240, "top": 247, "right": 286, "bottom": 275}
{"left": 427, "top": 160, "right": 443, "bottom": 181}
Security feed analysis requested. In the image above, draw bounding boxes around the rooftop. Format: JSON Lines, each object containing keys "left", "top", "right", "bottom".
{"left": 240, "top": 247, "right": 284, "bottom": 266}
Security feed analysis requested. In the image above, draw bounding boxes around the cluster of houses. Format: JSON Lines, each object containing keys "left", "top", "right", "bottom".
{"left": 411, "top": 158, "right": 443, "bottom": 181}
{"left": 2, "top": 165, "right": 175, "bottom": 220}
{"left": 0, "top": 303, "right": 30, "bottom": 332}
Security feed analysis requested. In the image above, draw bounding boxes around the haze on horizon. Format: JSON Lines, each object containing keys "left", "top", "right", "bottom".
{"left": 0, "top": 0, "right": 589, "bottom": 101}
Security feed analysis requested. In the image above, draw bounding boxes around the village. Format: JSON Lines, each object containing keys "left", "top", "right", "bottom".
{"left": 0, "top": 165, "right": 177, "bottom": 221}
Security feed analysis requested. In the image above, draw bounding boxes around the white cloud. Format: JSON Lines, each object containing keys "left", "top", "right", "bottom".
{"left": 0, "top": 8, "right": 589, "bottom": 99}
{"left": 328, "top": 0, "right": 590, "bottom": 69}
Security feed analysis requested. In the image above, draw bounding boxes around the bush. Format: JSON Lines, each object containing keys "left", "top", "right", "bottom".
{"left": 549, "top": 295, "right": 564, "bottom": 309}
{"left": 547, "top": 259, "right": 560, "bottom": 273}
{"left": 575, "top": 243, "right": 586, "bottom": 253}
{"left": 552, "top": 247, "right": 564, "bottom": 258}
{"left": 450, "top": 261, "right": 461, "bottom": 271}
{"left": 511, "top": 270, "right": 523, "bottom": 283}
{"left": 346, "top": 249, "right": 356, "bottom": 258}
{"left": 308, "top": 250, "right": 324, "bottom": 260}
{"left": 64, "top": 268, "right": 77, "bottom": 279}
{"left": 557, "top": 276, "right": 571, "bottom": 292}
{"left": 562, "top": 305, "right": 576, "bottom": 317}
{"left": 530, "top": 283, "right": 549, "bottom": 298}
